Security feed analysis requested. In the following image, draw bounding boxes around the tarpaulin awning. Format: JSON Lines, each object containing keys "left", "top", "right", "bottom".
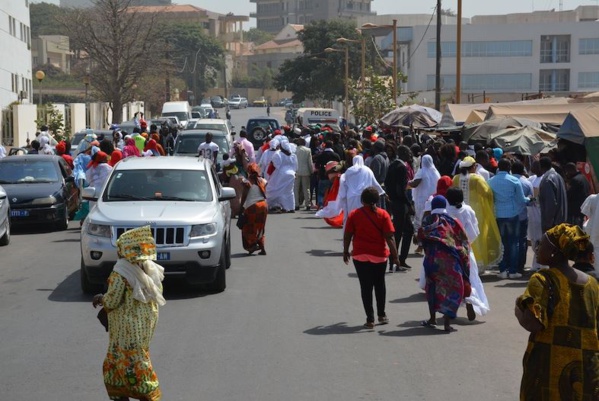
{"left": 488, "top": 126, "right": 556, "bottom": 155}
{"left": 485, "top": 103, "right": 599, "bottom": 125}
{"left": 557, "top": 108, "right": 599, "bottom": 145}
{"left": 464, "top": 116, "right": 541, "bottom": 142}
{"left": 379, "top": 104, "right": 442, "bottom": 129}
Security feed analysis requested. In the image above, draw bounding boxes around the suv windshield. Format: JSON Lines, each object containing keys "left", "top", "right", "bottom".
{"left": 0, "top": 160, "right": 59, "bottom": 184}
{"left": 185, "top": 122, "right": 226, "bottom": 131}
{"left": 104, "top": 169, "right": 213, "bottom": 202}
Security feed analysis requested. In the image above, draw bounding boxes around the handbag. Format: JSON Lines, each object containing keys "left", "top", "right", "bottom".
{"left": 97, "top": 307, "right": 109, "bottom": 332}
{"left": 236, "top": 213, "right": 247, "bottom": 229}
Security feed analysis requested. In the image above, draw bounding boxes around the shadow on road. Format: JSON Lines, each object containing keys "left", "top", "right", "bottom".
{"left": 389, "top": 292, "right": 426, "bottom": 303}
{"left": 304, "top": 322, "right": 369, "bottom": 335}
{"left": 306, "top": 249, "right": 343, "bottom": 257}
{"left": 45, "top": 271, "right": 212, "bottom": 302}
{"left": 53, "top": 238, "right": 81, "bottom": 243}
{"left": 300, "top": 226, "right": 338, "bottom": 229}
{"left": 494, "top": 281, "right": 528, "bottom": 288}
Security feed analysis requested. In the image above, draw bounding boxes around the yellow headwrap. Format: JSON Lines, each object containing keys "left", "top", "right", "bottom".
{"left": 116, "top": 225, "right": 156, "bottom": 263}
{"left": 546, "top": 223, "right": 590, "bottom": 261}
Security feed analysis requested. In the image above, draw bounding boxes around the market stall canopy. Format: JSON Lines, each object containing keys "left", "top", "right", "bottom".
{"left": 379, "top": 104, "right": 442, "bottom": 128}
{"left": 484, "top": 103, "right": 599, "bottom": 125}
{"left": 556, "top": 108, "right": 599, "bottom": 145}
{"left": 464, "top": 116, "right": 541, "bottom": 142}
{"left": 488, "top": 126, "right": 556, "bottom": 155}
{"left": 440, "top": 97, "right": 571, "bottom": 127}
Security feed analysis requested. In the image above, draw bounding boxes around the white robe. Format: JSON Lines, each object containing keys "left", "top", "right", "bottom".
{"left": 265, "top": 152, "right": 297, "bottom": 211}
{"left": 418, "top": 204, "right": 490, "bottom": 316}
{"left": 259, "top": 149, "right": 278, "bottom": 181}
{"left": 528, "top": 174, "right": 546, "bottom": 270}
{"left": 337, "top": 155, "right": 384, "bottom": 226}
{"left": 412, "top": 154, "right": 440, "bottom": 232}
{"left": 582, "top": 194, "right": 599, "bottom": 276}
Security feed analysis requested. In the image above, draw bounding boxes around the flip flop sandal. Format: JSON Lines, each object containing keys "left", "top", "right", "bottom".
{"left": 420, "top": 320, "right": 436, "bottom": 328}
{"left": 363, "top": 321, "right": 375, "bottom": 329}
{"left": 444, "top": 326, "right": 457, "bottom": 333}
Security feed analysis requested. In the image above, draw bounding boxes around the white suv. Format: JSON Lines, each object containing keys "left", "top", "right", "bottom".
{"left": 80, "top": 157, "right": 236, "bottom": 293}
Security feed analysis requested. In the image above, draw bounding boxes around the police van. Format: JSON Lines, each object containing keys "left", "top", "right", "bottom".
{"left": 295, "top": 108, "right": 341, "bottom": 131}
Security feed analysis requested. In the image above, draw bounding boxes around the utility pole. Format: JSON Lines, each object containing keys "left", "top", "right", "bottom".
{"left": 435, "top": 0, "right": 442, "bottom": 111}
{"left": 456, "top": 0, "right": 462, "bottom": 104}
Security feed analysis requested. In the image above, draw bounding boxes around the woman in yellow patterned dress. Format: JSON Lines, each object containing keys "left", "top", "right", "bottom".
{"left": 93, "top": 226, "right": 166, "bottom": 401}
{"left": 515, "top": 224, "right": 599, "bottom": 400}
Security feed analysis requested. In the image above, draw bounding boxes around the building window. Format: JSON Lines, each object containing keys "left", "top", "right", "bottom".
{"left": 540, "top": 35, "right": 570, "bottom": 63}
{"left": 347, "top": 1, "right": 353, "bottom": 9}
{"left": 426, "top": 73, "right": 533, "bottom": 91}
{"left": 428, "top": 40, "right": 532, "bottom": 58}
{"left": 539, "top": 69, "right": 570, "bottom": 91}
{"left": 579, "top": 72, "right": 599, "bottom": 89}
{"left": 580, "top": 38, "right": 599, "bottom": 55}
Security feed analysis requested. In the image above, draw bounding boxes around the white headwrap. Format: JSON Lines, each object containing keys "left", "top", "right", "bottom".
{"left": 113, "top": 258, "right": 166, "bottom": 306}
{"left": 412, "top": 154, "right": 441, "bottom": 204}
{"left": 340, "top": 155, "right": 383, "bottom": 198}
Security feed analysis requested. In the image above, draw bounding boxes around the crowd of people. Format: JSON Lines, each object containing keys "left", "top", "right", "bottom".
{"left": 8, "top": 114, "right": 599, "bottom": 399}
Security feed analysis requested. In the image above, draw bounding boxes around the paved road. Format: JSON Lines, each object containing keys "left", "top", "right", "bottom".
{"left": 0, "top": 211, "right": 530, "bottom": 400}
{"left": 0, "top": 107, "right": 530, "bottom": 399}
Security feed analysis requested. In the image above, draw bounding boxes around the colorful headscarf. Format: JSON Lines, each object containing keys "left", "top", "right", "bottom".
{"left": 87, "top": 150, "right": 108, "bottom": 169}
{"left": 116, "top": 225, "right": 156, "bottom": 263}
{"left": 55, "top": 140, "right": 67, "bottom": 155}
{"left": 546, "top": 223, "right": 590, "bottom": 261}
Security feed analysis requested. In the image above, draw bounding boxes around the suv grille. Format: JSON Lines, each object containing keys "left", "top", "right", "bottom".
{"left": 115, "top": 227, "right": 186, "bottom": 246}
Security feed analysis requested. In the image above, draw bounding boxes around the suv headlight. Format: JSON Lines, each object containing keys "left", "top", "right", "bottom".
{"left": 190, "top": 223, "right": 217, "bottom": 238}
{"left": 87, "top": 223, "right": 111, "bottom": 238}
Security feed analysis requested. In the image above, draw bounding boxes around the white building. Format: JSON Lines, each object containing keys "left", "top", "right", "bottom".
{"left": 0, "top": 1, "right": 33, "bottom": 109}
{"left": 378, "top": 6, "right": 599, "bottom": 101}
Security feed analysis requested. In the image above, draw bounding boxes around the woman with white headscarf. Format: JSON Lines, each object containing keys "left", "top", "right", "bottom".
{"left": 265, "top": 138, "right": 298, "bottom": 213}
{"left": 338, "top": 155, "right": 385, "bottom": 226}
{"left": 409, "top": 154, "right": 440, "bottom": 244}
{"left": 581, "top": 194, "right": 599, "bottom": 276}
{"left": 259, "top": 137, "right": 279, "bottom": 181}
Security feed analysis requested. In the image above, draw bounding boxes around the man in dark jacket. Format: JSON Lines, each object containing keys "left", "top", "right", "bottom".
{"left": 313, "top": 140, "right": 340, "bottom": 208}
{"left": 384, "top": 142, "right": 413, "bottom": 271}
{"left": 564, "top": 162, "right": 590, "bottom": 227}
{"left": 539, "top": 157, "right": 568, "bottom": 233}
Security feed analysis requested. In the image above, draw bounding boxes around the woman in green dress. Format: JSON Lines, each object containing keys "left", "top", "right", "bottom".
{"left": 515, "top": 223, "right": 599, "bottom": 400}
{"left": 93, "top": 226, "right": 166, "bottom": 401}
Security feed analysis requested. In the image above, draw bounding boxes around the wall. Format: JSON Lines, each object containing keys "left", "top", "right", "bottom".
{"left": 13, "top": 104, "right": 37, "bottom": 147}
{"left": 70, "top": 103, "right": 86, "bottom": 133}
{"left": 0, "top": 2, "right": 33, "bottom": 111}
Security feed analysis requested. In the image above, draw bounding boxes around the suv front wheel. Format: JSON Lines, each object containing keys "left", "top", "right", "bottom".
{"left": 207, "top": 242, "right": 227, "bottom": 293}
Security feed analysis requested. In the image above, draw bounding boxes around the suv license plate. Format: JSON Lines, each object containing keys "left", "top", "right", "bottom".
{"left": 157, "top": 252, "right": 170, "bottom": 261}
{"left": 11, "top": 210, "right": 29, "bottom": 217}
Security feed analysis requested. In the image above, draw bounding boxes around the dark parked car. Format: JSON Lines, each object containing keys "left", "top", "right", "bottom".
{"left": 211, "top": 96, "right": 225, "bottom": 108}
{"left": 246, "top": 117, "right": 281, "bottom": 149}
{"left": 0, "top": 155, "right": 79, "bottom": 230}
{"left": 0, "top": 184, "right": 10, "bottom": 245}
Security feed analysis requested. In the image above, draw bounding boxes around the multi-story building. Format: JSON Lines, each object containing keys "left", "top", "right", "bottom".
{"left": 248, "top": 24, "right": 304, "bottom": 72}
{"left": 31, "top": 35, "right": 72, "bottom": 74}
{"left": 376, "top": 6, "right": 599, "bottom": 101}
{"left": 251, "top": 0, "right": 375, "bottom": 33}
{"left": 0, "top": 1, "right": 32, "bottom": 109}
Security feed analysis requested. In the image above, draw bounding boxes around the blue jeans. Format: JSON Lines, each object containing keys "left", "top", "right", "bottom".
{"left": 518, "top": 219, "right": 528, "bottom": 273}
{"left": 497, "top": 216, "right": 520, "bottom": 274}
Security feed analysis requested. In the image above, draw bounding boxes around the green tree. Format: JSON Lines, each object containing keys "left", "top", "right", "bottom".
{"left": 30, "top": 2, "right": 70, "bottom": 37}
{"left": 244, "top": 28, "right": 274, "bottom": 45}
{"left": 159, "top": 23, "right": 224, "bottom": 105}
{"left": 349, "top": 68, "right": 410, "bottom": 126}
{"left": 59, "top": 0, "right": 160, "bottom": 123}
{"left": 274, "top": 19, "right": 372, "bottom": 104}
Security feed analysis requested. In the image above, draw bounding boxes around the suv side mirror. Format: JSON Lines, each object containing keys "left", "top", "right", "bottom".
{"left": 219, "top": 187, "right": 236, "bottom": 201}
{"left": 82, "top": 187, "right": 98, "bottom": 201}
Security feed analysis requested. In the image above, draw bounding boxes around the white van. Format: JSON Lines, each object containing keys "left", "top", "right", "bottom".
{"left": 296, "top": 108, "right": 340, "bottom": 130}
{"left": 162, "top": 101, "right": 192, "bottom": 128}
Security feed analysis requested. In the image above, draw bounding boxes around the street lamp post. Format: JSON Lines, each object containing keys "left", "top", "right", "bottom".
{"left": 336, "top": 37, "right": 366, "bottom": 94}
{"left": 456, "top": 0, "right": 463, "bottom": 104}
{"left": 35, "top": 70, "right": 45, "bottom": 107}
{"left": 83, "top": 74, "right": 90, "bottom": 128}
{"left": 361, "top": 19, "right": 398, "bottom": 106}
{"left": 324, "top": 47, "right": 349, "bottom": 121}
